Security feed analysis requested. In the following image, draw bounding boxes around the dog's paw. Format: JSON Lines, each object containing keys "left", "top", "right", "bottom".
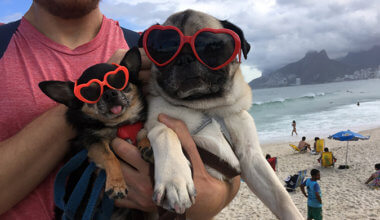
{"left": 140, "top": 146, "right": 154, "bottom": 164}
{"left": 152, "top": 162, "right": 196, "bottom": 214}
{"left": 105, "top": 178, "right": 128, "bottom": 200}
{"left": 137, "top": 137, "right": 154, "bottom": 164}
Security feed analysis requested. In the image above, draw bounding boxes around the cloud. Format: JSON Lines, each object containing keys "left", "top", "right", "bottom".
{"left": 2, "top": 1, "right": 377, "bottom": 81}
{"left": 0, "top": 12, "right": 23, "bottom": 23}
{"left": 101, "top": 0, "right": 380, "bottom": 79}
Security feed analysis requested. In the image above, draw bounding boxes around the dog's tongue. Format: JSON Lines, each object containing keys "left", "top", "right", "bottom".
{"left": 110, "top": 105, "right": 122, "bottom": 114}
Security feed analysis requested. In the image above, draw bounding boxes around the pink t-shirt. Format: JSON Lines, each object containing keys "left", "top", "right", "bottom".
{"left": 0, "top": 16, "right": 131, "bottom": 219}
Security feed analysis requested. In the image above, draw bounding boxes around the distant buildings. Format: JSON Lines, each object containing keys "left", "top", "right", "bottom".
{"left": 338, "top": 66, "right": 380, "bottom": 81}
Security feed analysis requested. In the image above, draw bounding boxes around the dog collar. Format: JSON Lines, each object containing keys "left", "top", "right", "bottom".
{"left": 117, "top": 122, "right": 143, "bottom": 145}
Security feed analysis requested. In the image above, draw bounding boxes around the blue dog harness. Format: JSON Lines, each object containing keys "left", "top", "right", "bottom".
{"left": 54, "top": 149, "right": 114, "bottom": 220}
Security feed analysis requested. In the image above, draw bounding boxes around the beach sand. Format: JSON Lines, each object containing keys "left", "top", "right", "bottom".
{"left": 216, "top": 128, "right": 380, "bottom": 220}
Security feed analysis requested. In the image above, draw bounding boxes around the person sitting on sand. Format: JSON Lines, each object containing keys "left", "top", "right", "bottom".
{"left": 317, "top": 148, "right": 337, "bottom": 165}
{"left": 365, "top": 163, "right": 380, "bottom": 189}
{"left": 298, "top": 136, "right": 311, "bottom": 152}
{"left": 313, "top": 137, "right": 319, "bottom": 152}
{"left": 266, "top": 154, "right": 277, "bottom": 171}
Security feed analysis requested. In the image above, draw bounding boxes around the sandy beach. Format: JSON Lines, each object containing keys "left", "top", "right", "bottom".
{"left": 216, "top": 127, "right": 380, "bottom": 220}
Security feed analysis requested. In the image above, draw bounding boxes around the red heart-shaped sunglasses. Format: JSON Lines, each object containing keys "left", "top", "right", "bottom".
{"left": 74, "top": 63, "right": 129, "bottom": 104}
{"left": 143, "top": 25, "right": 242, "bottom": 70}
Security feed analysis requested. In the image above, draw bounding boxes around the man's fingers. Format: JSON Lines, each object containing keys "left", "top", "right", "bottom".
{"left": 139, "top": 48, "right": 151, "bottom": 70}
{"left": 114, "top": 191, "right": 156, "bottom": 212}
{"left": 111, "top": 137, "right": 149, "bottom": 172}
{"left": 158, "top": 114, "right": 208, "bottom": 175}
{"left": 157, "top": 114, "right": 191, "bottom": 142}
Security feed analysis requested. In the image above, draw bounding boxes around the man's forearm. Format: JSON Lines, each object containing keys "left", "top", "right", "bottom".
{"left": 186, "top": 176, "right": 240, "bottom": 220}
{"left": 0, "top": 105, "right": 74, "bottom": 214}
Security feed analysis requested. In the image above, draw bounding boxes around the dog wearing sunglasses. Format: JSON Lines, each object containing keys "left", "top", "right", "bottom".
{"left": 39, "top": 47, "right": 148, "bottom": 203}
{"left": 141, "top": 10, "right": 303, "bottom": 219}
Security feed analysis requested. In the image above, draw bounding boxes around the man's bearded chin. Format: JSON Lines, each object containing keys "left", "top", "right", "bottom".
{"left": 34, "top": 0, "right": 100, "bottom": 19}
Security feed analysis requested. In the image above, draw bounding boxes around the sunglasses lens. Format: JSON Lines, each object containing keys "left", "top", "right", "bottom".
{"left": 80, "top": 82, "right": 101, "bottom": 102}
{"left": 146, "top": 29, "right": 180, "bottom": 64}
{"left": 107, "top": 69, "right": 127, "bottom": 89}
{"left": 195, "top": 32, "right": 235, "bottom": 68}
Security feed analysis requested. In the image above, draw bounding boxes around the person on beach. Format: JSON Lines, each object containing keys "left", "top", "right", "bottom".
{"left": 292, "top": 120, "right": 298, "bottom": 136}
{"left": 311, "top": 137, "right": 320, "bottom": 154}
{"left": 298, "top": 136, "right": 311, "bottom": 152}
{"left": 301, "top": 169, "right": 322, "bottom": 220}
{"left": 313, "top": 137, "right": 319, "bottom": 152}
{"left": 266, "top": 154, "right": 277, "bottom": 171}
{"left": 317, "top": 148, "right": 337, "bottom": 166}
{"left": 0, "top": 0, "right": 239, "bottom": 218}
{"left": 365, "top": 163, "right": 380, "bottom": 189}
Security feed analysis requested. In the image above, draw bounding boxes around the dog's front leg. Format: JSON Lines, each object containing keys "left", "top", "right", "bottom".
{"left": 225, "top": 111, "right": 303, "bottom": 220}
{"left": 87, "top": 141, "right": 127, "bottom": 199}
{"left": 148, "top": 123, "right": 196, "bottom": 214}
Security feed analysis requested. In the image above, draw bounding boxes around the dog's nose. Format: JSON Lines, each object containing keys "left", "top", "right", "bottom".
{"left": 103, "top": 90, "right": 118, "bottom": 101}
{"left": 176, "top": 53, "right": 196, "bottom": 66}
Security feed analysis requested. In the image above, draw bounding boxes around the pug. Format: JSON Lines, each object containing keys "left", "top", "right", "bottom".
{"left": 141, "top": 9, "right": 303, "bottom": 219}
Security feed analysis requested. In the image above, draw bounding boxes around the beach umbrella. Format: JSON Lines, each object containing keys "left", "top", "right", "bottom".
{"left": 328, "top": 130, "right": 370, "bottom": 169}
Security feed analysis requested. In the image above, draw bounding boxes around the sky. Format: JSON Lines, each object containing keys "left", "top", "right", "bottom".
{"left": 1, "top": 0, "right": 380, "bottom": 82}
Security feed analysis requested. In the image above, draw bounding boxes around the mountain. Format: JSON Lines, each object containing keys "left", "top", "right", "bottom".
{"left": 338, "top": 45, "right": 380, "bottom": 70}
{"left": 249, "top": 50, "right": 354, "bottom": 89}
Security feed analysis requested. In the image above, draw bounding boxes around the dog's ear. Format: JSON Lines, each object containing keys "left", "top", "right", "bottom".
{"left": 120, "top": 47, "right": 142, "bottom": 84}
{"left": 39, "top": 81, "right": 78, "bottom": 108}
{"left": 220, "top": 20, "right": 251, "bottom": 59}
{"left": 138, "top": 31, "right": 145, "bottom": 48}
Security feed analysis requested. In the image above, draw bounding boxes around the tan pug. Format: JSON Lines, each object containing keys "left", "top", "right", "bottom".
{"left": 142, "top": 9, "right": 303, "bottom": 219}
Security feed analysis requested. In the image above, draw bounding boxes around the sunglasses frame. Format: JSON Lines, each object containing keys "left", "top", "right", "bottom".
{"left": 74, "top": 63, "right": 129, "bottom": 104}
{"left": 143, "top": 25, "right": 242, "bottom": 70}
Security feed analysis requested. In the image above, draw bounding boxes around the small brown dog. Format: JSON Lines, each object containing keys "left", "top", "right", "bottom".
{"left": 39, "top": 47, "right": 150, "bottom": 200}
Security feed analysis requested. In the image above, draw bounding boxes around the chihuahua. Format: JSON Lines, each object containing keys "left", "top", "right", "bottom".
{"left": 39, "top": 47, "right": 149, "bottom": 202}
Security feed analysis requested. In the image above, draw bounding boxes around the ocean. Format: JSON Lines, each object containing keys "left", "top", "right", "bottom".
{"left": 249, "top": 79, "right": 380, "bottom": 144}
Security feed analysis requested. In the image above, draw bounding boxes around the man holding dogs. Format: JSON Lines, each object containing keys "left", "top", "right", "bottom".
{"left": 0, "top": 0, "right": 239, "bottom": 219}
{"left": 0, "top": 1, "right": 302, "bottom": 220}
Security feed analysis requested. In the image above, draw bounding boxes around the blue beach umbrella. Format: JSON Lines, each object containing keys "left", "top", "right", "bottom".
{"left": 328, "top": 130, "right": 370, "bottom": 169}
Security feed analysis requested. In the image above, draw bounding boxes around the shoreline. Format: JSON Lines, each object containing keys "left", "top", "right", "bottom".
{"left": 259, "top": 125, "right": 380, "bottom": 146}
{"left": 216, "top": 127, "right": 380, "bottom": 219}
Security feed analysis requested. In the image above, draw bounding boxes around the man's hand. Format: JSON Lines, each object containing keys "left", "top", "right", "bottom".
{"left": 112, "top": 114, "right": 240, "bottom": 219}
{"left": 111, "top": 138, "right": 156, "bottom": 212}
{"left": 108, "top": 48, "right": 151, "bottom": 84}
{"left": 158, "top": 114, "right": 240, "bottom": 219}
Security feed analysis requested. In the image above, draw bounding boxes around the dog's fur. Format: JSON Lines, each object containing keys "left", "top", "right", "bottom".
{"left": 39, "top": 47, "right": 146, "bottom": 202}
{"left": 143, "top": 10, "right": 303, "bottom": 219}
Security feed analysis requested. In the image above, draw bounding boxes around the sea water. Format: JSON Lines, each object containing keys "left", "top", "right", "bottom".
{"left": 249, "top": 79, "right": 380, "bottom": 144}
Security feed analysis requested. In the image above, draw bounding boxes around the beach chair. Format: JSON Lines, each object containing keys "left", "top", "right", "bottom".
{"left": 319, "top": 152, "right": 336, "bottom": 167}
{"left": 284, "top": 170, "right": 307, "bottom": 192}
{"left": 289, "top": 144, "right": 306, "bottom": 153}
{"left": 316, "top": 139, "right": 324, "bottom": 153}
{"left": 267, "top": 157, "right": 277, "bottom": 171}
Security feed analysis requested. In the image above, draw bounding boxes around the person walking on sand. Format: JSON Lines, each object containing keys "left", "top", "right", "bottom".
{"left": 301, "top": 169, "right": 322, "bottom": 220}
{"left": 292, "top": 120, "right": 298, "bottom": 136}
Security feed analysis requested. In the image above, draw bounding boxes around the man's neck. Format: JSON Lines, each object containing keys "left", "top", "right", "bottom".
{"left": 24, "top": 3, "right": 103, "bottom": 50}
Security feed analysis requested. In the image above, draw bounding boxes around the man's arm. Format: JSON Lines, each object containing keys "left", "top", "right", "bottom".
{"left": 0, "top": 105, "right": 74, "bottom": 214}
{"left": 315, "top": 191, "right": 322, "bottom": 205}
{"left": 300, "top": 183, "right": 307, "bottom": 198}
{"left": 112, "top": 114, "right": 240, "bottom": 219}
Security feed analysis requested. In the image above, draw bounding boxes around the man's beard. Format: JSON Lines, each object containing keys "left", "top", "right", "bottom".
{"left": 34, "top": 0, "right": 100, "bottom": 19}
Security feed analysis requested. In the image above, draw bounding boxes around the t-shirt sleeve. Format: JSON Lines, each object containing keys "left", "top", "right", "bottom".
{"left": 314, "top": 183, "right": 321, "bottom": 193}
